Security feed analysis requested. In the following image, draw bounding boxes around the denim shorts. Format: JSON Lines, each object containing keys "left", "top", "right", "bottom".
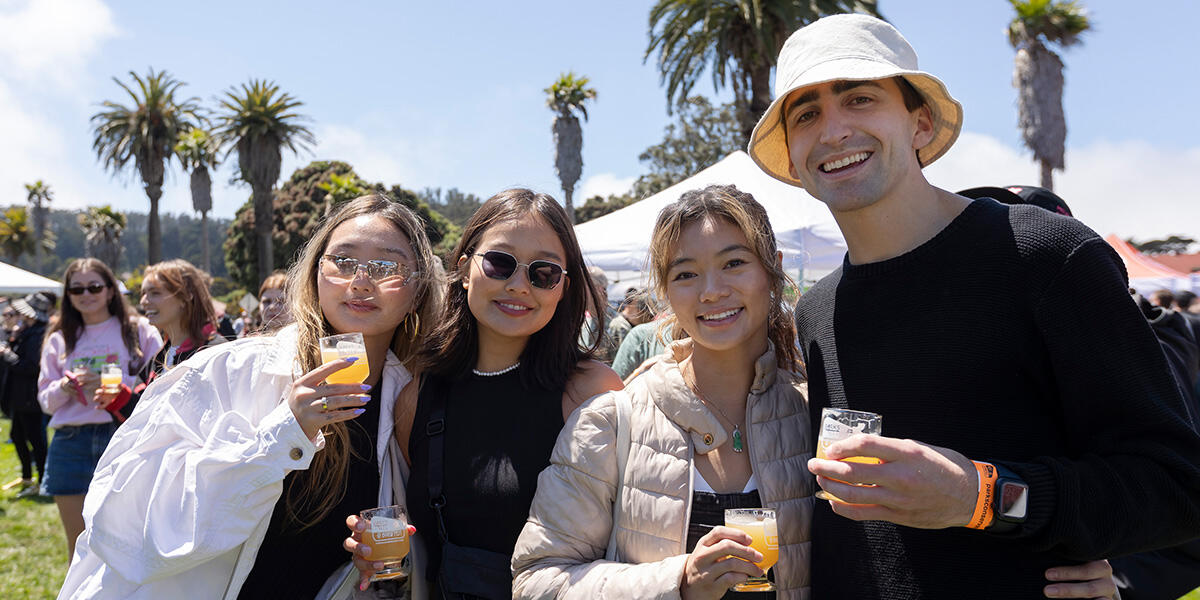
{"left": 42, "top": 422, "right": 118, "bottom": 496}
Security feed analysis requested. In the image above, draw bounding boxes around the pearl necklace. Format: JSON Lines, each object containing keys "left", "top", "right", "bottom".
{"left": 472, "top": 361, "right": 520, "bottom": 377}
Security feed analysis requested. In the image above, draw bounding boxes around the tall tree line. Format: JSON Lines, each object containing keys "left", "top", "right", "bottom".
{"left": 1, "top": 206, "right": 231, "bottom": 280}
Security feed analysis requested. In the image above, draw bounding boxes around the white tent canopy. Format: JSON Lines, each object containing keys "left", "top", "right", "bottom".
{"left": 575, "top": 151, "right": 845, "bottom": 291}
{"left": 0, "top": 260, "right": 60, "bottom": 295}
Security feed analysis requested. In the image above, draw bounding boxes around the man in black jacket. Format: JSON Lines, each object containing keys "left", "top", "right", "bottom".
{"left": 746, "top": 13, "right": 1200, "bottom": 599}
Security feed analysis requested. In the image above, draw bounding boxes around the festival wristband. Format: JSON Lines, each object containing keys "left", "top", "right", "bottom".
{"left": 966, "top": 460, "right": 998, "bottom": 530}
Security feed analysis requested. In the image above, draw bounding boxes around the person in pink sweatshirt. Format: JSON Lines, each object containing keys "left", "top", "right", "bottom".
{"left": 37, "top": 258, "right": 162, "bottom": 560}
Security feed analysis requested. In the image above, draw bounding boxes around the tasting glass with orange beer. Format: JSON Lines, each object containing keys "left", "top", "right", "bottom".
{"left": 724, "top": 508, "right": 778, "bottom": 592}
{"left": 360, "top": 505, "right": 411, "bottom": 581}
{"left": 815, "top": 408, "right": 883, "bottom": 501}
{"left": 100, "top": 362, "right": 123, "bottom": 394}
{"left": 319, "top": 332, "right": 369, "bottom": 385}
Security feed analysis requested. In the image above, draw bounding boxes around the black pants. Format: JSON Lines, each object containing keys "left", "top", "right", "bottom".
{"left": 10, "top": 410, "right": 47, "bottom": 481}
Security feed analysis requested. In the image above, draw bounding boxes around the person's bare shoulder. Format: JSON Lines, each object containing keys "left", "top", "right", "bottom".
{"left": 561, "top": 360, "right": 624, "bottom": 418}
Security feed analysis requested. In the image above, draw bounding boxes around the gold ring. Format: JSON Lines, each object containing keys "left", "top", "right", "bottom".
{"left": 321, "top": 399, "right": 328, "bottom": 411}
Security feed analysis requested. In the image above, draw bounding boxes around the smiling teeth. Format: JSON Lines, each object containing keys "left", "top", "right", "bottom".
{"left": 700, "top": 309, "right": 739, "bottom": 321}
{"left": 820, "top": 152, "right": 870, "bottom": 172}
{"left": 499, "top": 302, "right": 529, "bottom": 311}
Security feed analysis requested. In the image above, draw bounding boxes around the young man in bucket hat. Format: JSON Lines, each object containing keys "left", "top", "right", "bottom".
{"left": 747, "top": 13, "right": 1200, "bottom": 598}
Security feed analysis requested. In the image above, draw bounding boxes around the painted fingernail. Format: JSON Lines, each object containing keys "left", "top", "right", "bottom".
{"left": 407, "top": 524, "right": 417, "bottom": 535}
{"left": 345, "top": 356, "right": 359, "bottom": 363}
{"left": 360, "top": 384, "right": 372, "bottom": 391}
{"left": 357, "top": 395, "right": 370, "bottom": 404}
{"left": 359, "top": 581, "right": 368, "bottom": 591}
{"left": 352, "top": 408, "right": 366, "bottom": 415}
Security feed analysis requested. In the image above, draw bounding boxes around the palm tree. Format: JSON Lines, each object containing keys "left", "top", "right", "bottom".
{"left": 24, "top": 180, "right": 53, "bottom": 274}
{"left": 215, "top": 79, "right": 315, "bottom": 287}
{"left": 1008, "top": 0, "right": 1090, "bottom": 191}
{"left": 0, "top": 206, "right": 44, "bottom": 265}
{"left": 545, "top": 72, "right": 597, "bottom": 224}
{"left": 646, "top": 0, "right": 881, "bottom": 145}
{"left": 175, "top": 126, "right": 220, "bottom": 273}
{"left": 78, "top": 205, "right": 127, "bottom": 269}
{"left": 92, "top": 69, "right": 203, "bottom": 265}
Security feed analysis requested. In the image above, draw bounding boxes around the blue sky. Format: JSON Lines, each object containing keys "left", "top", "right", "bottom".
{"left": 2, "top": 0, "right": 1198, "bottom": 240}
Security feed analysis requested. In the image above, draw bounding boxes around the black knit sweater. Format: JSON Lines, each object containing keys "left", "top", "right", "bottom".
{"left": 795, "top": 198, "right": 1200, "bottom": 599}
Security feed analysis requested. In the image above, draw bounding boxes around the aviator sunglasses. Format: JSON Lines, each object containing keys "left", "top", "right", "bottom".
{"left": 67, "top": 283, "right": 109, "bottom": 296}
{"left": 322, "top": 254, "right": 419, "bottom": 285}
{"left": 472, "top": 250, "right": 565, "bottom": 290}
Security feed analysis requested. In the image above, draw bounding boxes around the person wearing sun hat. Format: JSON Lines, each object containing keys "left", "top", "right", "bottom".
{"left": 746, "top": 13, "right": 1200, "bottom": 600}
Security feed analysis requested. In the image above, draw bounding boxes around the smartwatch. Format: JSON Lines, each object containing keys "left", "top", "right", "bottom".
{"left": 967, "top": 461, "right": 1029, "bottom": 532}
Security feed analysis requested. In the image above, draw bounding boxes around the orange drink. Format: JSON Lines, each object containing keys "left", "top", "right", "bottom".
{"left": 725, "top": 508, "right": 778, "bottom": 592}
{"left": 319, "top": 332, "right": 369, "bottom": 385}
{"left": 100, "top": 363, "right": 122, "bottom": 394}
{"left": 361, "top": 505, "right": 411, "bottom": 582}
{"left": 815, "top": 408, "right": 882, "bottom": 501}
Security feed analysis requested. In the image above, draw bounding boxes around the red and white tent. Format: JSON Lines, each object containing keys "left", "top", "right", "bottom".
{"left": 1104, "top": 234, "right": 1200, "bottom": 295}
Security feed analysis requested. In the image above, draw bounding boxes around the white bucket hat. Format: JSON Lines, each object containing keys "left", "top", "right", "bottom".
{"left": 747, "top": 13, "right": 963, "bottom": 187}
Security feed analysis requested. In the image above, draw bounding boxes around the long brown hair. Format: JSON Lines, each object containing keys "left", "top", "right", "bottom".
{"left": 46, "top": 258, "right": 144, "bottom": 370}
{"left": 422, "top": 188, "right": 604, "bottom": 392}
{"left": 142, "top": 259, "right": 218, "bottom": 344}
{"left": 283, "top": 194, "right": 441, "bottom": 529}
{"left": 648, "top": 184, "right": 800, "bottom": 371}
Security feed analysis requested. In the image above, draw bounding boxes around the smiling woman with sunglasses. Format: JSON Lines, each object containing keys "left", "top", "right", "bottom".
{"left": 59, "top": 195, "right": 443, "bottom": 599}
{"left": 37, "top": 258, "right": 163, "bottom": 561}
{"left": 341, "top": 188, "right": 623, "bottom": 597}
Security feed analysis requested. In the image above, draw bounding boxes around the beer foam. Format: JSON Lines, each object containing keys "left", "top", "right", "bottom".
{"left": 370, "top": 516, "right": 403, "bottom": 532}
{"left": 337, "top": 341, "right": 366, "bottom": 353}
{"left": 726, "top": 513, "right": 766, "bottom": 526}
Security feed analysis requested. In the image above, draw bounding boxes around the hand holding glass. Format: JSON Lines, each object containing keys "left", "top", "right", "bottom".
{"left": 815, "top": 408, "right": 883, "bottom": 502}
{"left": 360, "top": 505, "right": 410, "bottom": 581}
{"left": 319, "top": 332, "right": 369, "bottom": 385}
{"left": 724, "top": 508, "right": 778, "bottom": 592}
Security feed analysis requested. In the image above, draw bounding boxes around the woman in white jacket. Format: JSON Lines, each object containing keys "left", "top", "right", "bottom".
{"left": 512, "top": 184, "right": 812, "bottom": 599}
{"left": 58, "top": 194, "right": 442, "bottom": 599}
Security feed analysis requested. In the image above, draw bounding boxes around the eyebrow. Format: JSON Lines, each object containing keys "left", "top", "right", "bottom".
{"left": 784, "top": 80, "right": 886, "bottom": 117}
{"left": 327, "top": 242, "right": 411, "bottom": 260}
{"left": 667, "top": 244, "right": 754, "bottom": 270}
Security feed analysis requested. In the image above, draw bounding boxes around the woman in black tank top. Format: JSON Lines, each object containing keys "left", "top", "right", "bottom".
{"left": 345, "top": 189, "right": 623, "bottom": 598}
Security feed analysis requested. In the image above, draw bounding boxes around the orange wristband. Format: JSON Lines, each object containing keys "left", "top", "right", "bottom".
{"left": 967, "top": 461, "right": 998, "bottom": 530}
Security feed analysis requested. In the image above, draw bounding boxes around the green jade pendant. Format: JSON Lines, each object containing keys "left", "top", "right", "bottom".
{"left": 731, "top": 425, "right": 744, "bottom": 453}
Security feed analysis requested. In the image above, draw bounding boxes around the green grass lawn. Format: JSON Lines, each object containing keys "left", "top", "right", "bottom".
{"left": 0, "top": 417, "right": 1196, "bottom": 599}
{"left": 0, "top": 419, "right": 68, "bottom": 600}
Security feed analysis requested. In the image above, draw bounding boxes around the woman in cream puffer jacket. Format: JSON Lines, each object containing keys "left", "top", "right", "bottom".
{"left": 511, "top": 337, "right": 813, "bottom": 599}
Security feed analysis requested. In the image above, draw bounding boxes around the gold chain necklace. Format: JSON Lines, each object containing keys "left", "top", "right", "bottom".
{"left": 684, "top": 370, "right": 744, "bottom": 453}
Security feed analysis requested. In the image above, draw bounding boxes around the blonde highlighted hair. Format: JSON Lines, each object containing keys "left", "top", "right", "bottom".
{"left": 648, "top": 184, "right": 800, "bottom": 371}
{"left": 282, "top": 193, "right": 441, "bottom": 529}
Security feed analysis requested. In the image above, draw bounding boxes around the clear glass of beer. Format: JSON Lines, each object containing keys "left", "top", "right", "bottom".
{"left": 100, "top": 363, "right": 122, "bottom": 394}
{"left": 319, "top": 332, "right": 369, "bottom": 385}
{"left": 360, "top": 504, "right": 411, "bottom": 582}
{"left": 724, "top": 508, "right": 778, "bottom": 592}
{"left": 815, "top": 407, "right": 883, "bottom": 501}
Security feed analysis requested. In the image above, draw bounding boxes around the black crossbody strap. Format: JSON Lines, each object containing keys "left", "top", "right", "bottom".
{"left": 424, "top": 375, "right": 451, "bottom": 543}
